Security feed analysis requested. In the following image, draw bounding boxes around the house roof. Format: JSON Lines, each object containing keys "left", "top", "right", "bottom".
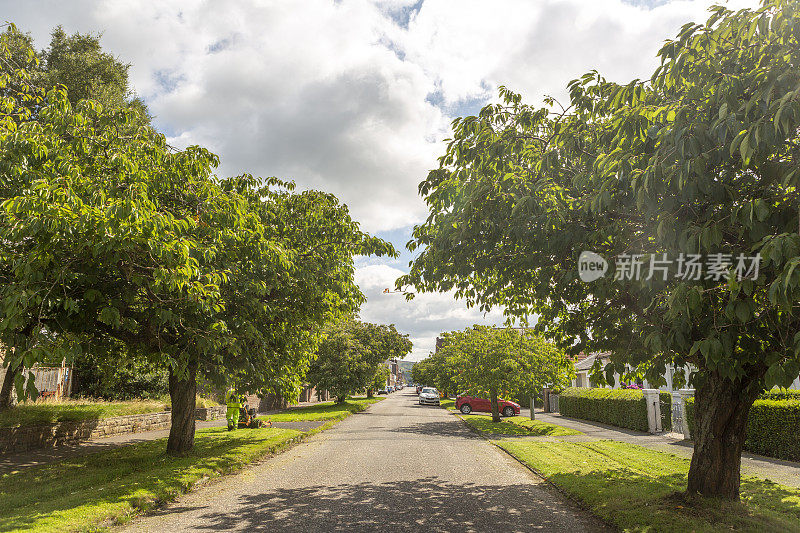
{"left": 574, "top": 352, "right": 611, "bottom": 372}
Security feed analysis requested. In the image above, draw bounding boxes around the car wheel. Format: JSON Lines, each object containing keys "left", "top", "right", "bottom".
{"left": 460, "top": 404, "right": 472, "bottom": 414}
{"left": 502, "top": 406, "right": 515, "bottom": 417}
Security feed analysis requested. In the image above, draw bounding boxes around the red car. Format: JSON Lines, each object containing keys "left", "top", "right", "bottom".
{"left": 456, "top": 395, "right": 520, "bottom": 417}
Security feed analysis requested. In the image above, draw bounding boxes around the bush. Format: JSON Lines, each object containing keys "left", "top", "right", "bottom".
{"left": 559, "top": 387, "right": 672, "bottom": 432}
{"left": 685, "top": 397, "right": 800, "bottom": 462}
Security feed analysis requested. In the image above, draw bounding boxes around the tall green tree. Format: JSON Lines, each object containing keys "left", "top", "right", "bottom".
{"left": 307, "top": 318, "right": 411, "bottom": 403}
{"left": 400, "top": 0, "right": 800, "bottom": 499}
{"left": 436, "top": 327, "right": 571, "bottom": 422}
{"left": 0, "top": 24, "right": 149, "bottom": 409}
{"left": 0, "top": 33, "right": 393, "bottom": 454}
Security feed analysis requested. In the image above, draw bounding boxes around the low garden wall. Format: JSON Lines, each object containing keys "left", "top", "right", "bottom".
{"left": 0, "top": 411, "right": 171, "bottom": 455}
{"left": 195, "top": 405, "right": 226, "bottom": 421}
{"left": 0, "top": 405, "right": 226, "bottom": 455}
{"left": 685, "top": 393, "right": 800, "bottom": 462}
{"left": 559, "top": 387, "right": 672, "bottom": 433}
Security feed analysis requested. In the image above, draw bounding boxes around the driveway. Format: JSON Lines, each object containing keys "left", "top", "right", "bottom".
{"left": 122, "top": 390, "right": 607, "bottom": 532}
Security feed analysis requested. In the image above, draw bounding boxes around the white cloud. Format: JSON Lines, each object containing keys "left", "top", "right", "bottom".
{"left": 2, "top": 0, "right": 760, "bottom": 358}
{"left": 355, "top": 264, "right": 507, "bottom": 361}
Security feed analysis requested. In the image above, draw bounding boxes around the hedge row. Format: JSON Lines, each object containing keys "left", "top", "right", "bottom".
{"left": 685, "top": 397, "right": 800, "bottom": 462}
{"left": 558, "top": 387, "right": 672, "bottom": 432}
{"left": 758, "top": 389, "right": 800, "bottom": 401}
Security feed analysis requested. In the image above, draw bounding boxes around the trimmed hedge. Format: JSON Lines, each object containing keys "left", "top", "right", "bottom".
{"left": 685, "top": 397, "right": 800, "bottom": 462}
{"left": 759, "top": 389, "right": 800, "bottom": 401}
{"left": 559, "top": 387, "right": 672, "bottom": 432}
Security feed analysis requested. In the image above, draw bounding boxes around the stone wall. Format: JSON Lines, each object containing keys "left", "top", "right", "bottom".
{"left": 0, "top": 411, "right": 171, "bottom": 455}
{"left": 0, "top": 403, "right": 229, "bottom": 456}
{"left": 195, "top": 405, "right": 226, "bottom": 421}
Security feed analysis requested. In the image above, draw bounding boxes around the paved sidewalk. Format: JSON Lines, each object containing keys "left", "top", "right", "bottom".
{"left": 532, "top": 410, "right": 800, "bottom": 489}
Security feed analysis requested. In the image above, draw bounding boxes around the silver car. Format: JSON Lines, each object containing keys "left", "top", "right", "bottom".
{"left": 418, "top": 387, "right": 440, "bottom": 406}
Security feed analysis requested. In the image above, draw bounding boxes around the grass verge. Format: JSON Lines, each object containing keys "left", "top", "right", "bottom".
{"left": 0, "top": 395, "right": 220, "bottom": 429}
{"left": 497, "top": 439, "right": 800, "bottom": 532}
{"left": 459, "top": 414, "right": 582, "bottom": 437}
{"left": 0, "top": 426, "right": 302, "bottom": 532}
{"left": 0, "top": 399, "right": 168, "bottom": 429}
{"left": 440, "top": 398, "right": 456, "bottom": 411}
{"left": 267, "top": 397, "right": 382, "bottom": 422}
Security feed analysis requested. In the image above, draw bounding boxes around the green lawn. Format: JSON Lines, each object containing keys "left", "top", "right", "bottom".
{"left": 498, "top": 439, "right": 800, "bottom": 532}
{"left": 0, "top": 426, "right": 301, "bottom": 532}
{"left": 0, "top": 395, "right": 220, "bottom": 429}
{"left": 440, "top": 398, "right": 456, "bottom": 410}
{"left": 267, "top": 397, "right": 382, "bottom": 422}
{"left": 460, "top": 414, "right": 582, "bottom": 436}
{"left": 0, "top": 399, "right": 168, "bottom": 429}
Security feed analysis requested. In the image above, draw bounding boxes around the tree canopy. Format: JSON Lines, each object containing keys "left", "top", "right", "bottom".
{"left": 307, "top": 318, "right": 412, "bottom": 403}
{"left": 399, "top": 0, "right": 800, "bottom": 499}
{"left": 0, "top": 25, "right": 394, "bottom": 454}
{"left": 433, "top": 326, "right": 572, "bottom": 421}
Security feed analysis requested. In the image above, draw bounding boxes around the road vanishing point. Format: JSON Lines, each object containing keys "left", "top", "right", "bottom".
{"left": 123, "top": 389, "right": 608, "bottom": 532}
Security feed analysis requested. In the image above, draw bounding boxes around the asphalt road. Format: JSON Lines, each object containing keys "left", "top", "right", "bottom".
{"left": 123, "top": 390, "right": 607, "bottom": 532}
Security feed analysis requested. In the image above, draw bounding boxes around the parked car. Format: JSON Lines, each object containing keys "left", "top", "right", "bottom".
{"left": 415, "top": 385, "right": 422, "bottom": 394}
{"left": 418, "top": 387, "right": 440, "bottom": 405}
{"left": 377, "top": 389, "right": 388, "bottom": 395}
{"left": 387, "top": 386, "right": 395, "bottom": 393}
{"left": 455, "top": 395, "right": 520, "bottom": 417}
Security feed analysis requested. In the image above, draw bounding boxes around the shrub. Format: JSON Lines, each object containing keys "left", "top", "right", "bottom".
{"left": 685, "top": 397, "right": 800, "bottom": 462}
{"left": 559, "top": 387, "right": 672, "bottom": 432}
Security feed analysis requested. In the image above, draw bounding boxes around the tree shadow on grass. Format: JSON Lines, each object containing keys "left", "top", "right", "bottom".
{"left": 192, "top": 476, "right": 610, "bottom": 532}
{"left": 0, "top": 428, "right": 298, "bottom": 532}
{"left": 545, "top": 468, "right": 800, "bottom": 532}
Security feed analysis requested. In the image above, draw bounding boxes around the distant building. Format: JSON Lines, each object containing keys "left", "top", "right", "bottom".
{"left": 398, "top": 360, "right": 414, "bottom": 384}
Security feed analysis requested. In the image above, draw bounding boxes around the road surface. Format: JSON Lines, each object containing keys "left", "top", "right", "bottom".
{"left": 123, "top": 389, "right": 607, "bottom": 532}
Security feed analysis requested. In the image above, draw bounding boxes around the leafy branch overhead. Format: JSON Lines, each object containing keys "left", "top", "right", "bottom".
{"left": 400, "top": 0, "right": 800, "bottom": 499}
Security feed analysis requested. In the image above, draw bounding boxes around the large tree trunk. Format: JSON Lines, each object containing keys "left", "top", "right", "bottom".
{"left": 490, "top": 387, "right": 500, "bottom": 423}
{"left": 166, "top": 357, "right": 198, "bottom": 456}
{"left": 686, "top": 371, "right": 761, "bottom": 500}
{"left": 0, "top": 362, "right": 20, "bottom": 411}
{"left": 336, "top": 395, "right": 347, "bottom": 404}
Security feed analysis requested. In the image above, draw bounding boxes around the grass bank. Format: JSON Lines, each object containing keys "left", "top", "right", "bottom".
{"left": 0, "top": 426, "right": 301, "bottom": 532}
{"left": 498, "top": 439, "right": 800, "bottom": 532}
{"left": 0, "top": 399, "right": 167, "bottom": 429}
{"left": 267, "top": 397, "right": 382, "bottom": 422}
{"left": 0, "top": 395, "right": 220, "bottom": 429}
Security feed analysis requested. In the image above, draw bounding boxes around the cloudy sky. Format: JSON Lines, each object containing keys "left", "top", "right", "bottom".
{"left": 3, "top": 0, "right": 757, "bottom": 360}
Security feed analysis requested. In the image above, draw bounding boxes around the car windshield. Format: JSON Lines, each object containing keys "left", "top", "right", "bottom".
{"left": 421, "top": 388, "right": 436, "bottom": 394}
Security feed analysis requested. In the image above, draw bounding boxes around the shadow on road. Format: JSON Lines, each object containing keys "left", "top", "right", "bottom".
{"left": 387, "top": 420, "right": 480, "bottom": 439}
{"left": 191, "top": 476, "right": 604, "bottom": 532}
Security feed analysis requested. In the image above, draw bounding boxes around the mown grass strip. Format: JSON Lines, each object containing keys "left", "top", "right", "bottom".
{"left": 266, "top": 397, "right": 382, "bottom": 422}
{"left": 456, "top": 412, "right": 582, "bottom": 437}
{"left": 0, "top": 427, "right": 301, "bottom": 532}
{"left": 497, "top": 439, "right": 800, "bottom": 533}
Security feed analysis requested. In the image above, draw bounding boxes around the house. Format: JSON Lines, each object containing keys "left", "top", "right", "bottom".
{"left": 571, "top": 351, "right": 800, "bottom": 391}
